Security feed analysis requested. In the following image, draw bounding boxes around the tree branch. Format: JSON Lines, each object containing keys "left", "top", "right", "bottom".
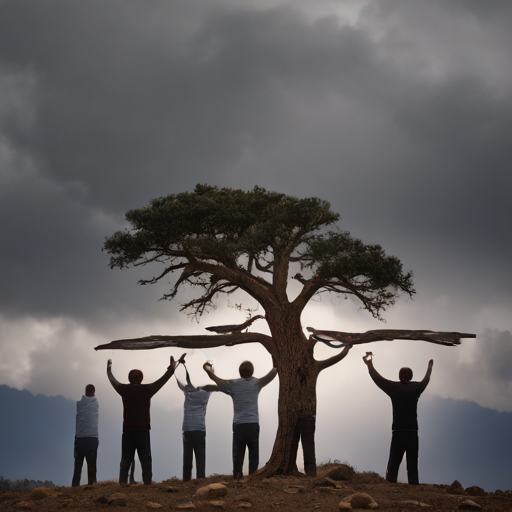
{"left": 307, "top": 327, "right": 476, "bottom": 347}
{"left": 94, "top": 332, "right": 274, "bottom": 352}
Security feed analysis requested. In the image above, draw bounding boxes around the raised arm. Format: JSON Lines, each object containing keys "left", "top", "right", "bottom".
{"left": 316, "top": 343, "right": 352, "bottom": 372}
{"left": 203, "top": 362, "right": 229, "bottom": 388}
{"left": 176, "top": 375, "right": 187, "bottom": 392}
{"left": 149, "top": 354, "right": 185, "bottom": 395}
{"left": 421, "top": 359, "right": 434, "bottom": 387}
{"left": 257, "top": 367, "right": 278, "bottom": 388}
{"left": 177, "top": 366, "right": 198, "bottom": 392}
{"left": 107, "top": 359, "right": 122, "bottom": 393}
{"left": 362, "top": 352, "right": 391, "bottom": 390}
{"left": 200, "top": 385, "right": 221, "bottom": 392}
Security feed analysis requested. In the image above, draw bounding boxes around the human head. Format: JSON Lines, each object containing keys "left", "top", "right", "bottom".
{"left": 128, "top": 369, "right": 144, "bottom": 385}
{"left": 399, "top": 367, "right": 413, "bottom": 382}
{"left": 85, "top": 384, "right": 95, "bottom": 397}
{"left": 239, "top": 361, "right": 254, "bottom": 379}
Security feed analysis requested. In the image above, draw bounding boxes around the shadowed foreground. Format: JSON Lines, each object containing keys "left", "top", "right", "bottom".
{"left": 1, "top": 464, "right": 511, "bottom": 511}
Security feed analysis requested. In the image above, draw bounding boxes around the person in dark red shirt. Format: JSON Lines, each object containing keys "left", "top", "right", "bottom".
{"left": 363, "top": 352, "right": 433, "bottom": 485}
{"left": 107, "top": 354, "right": 185, "bottom": 485}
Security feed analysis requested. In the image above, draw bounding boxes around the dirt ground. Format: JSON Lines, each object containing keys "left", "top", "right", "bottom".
{"left": 1, "top": 464, "right": 511, "bottom": 511}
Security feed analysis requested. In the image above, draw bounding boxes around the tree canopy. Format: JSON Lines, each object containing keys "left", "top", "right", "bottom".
{"left": 103, "top": 184, "right": 415, "bottom": 320}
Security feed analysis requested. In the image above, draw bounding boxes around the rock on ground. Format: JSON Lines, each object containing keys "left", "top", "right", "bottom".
{"left": 193, "top": 483, "right": 228, "bottom": 499}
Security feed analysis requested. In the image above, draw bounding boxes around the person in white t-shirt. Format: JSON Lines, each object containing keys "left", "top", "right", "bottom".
{"left": 203, "top": 361, "right": 277, "bottom": 479}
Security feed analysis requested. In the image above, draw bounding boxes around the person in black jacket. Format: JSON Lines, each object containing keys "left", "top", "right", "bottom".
{"left": 363, "top": 352, "right": 433, "bottom": 485}
{"left": 107, "top": 354, "right": 185, "bottom": 485}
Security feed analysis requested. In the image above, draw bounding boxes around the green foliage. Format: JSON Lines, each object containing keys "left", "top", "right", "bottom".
{"left": 105, "top": 184, "right": 338, "bottom": 269}
{"left": 103, "top": 184, "right": 414, "bottom": 319}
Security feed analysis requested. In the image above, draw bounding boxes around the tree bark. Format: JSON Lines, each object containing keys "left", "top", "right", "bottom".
{"left": 253, "top": 305, "right": 319, "bottom": 478}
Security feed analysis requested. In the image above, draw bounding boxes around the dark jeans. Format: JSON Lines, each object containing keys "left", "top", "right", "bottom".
{"left": 289, "top": 415, "right": 317, "bottom": 477}
{"left": 232, "top": 423, "right": 259, "bottom": 478}
{"left": 72, "top": 437, "right": 99, "bottom": 486}
{"left": 386, "top": 430, "right": 419, "bottom": 485}
{"left": 120, "top": 430, "right": 152, "bottom": 485}
{"left": 183, "top": 430, "right": 206, "bottom": 482}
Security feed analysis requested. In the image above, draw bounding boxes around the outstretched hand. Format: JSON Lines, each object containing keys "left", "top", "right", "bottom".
{"left": 362, "top": 352, "right": 373, "bottom": 366}
{"left": 428, "top": 359, "right": 434, "bottom": 367}
{"left": 179, "top": 353, "right": 186, "bottom": 365}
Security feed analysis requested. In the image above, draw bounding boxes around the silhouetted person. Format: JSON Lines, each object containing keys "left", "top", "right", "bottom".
{"left": 72, "top": 384, "right": 99, "bottom": 487}
{"left": 363, "top": 353, "right": 433, "bottom": 485}
{"left": 107, "top": 354, "right": 185, "bottom": 485}
{"left": 203, "top": 360, "right": 277, "bottom": 479}
{"left": 176, "top": 365, "right": 219, "bottom": 481}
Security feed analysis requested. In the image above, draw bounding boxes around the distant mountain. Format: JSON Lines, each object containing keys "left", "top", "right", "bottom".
{"left": 420, "top": 395, "right": 512, "bottom": 491}
{"left": 0, "top": 385, "right": 75, "bottom": 485}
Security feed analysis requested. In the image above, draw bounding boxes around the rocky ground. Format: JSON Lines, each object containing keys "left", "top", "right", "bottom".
{"left": 1, "top": 464, "right": 511, "bottom": 511}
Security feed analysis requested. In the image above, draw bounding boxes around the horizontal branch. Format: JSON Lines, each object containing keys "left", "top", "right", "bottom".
{"left": 307, "top": 327, "right": 476, "bottom": 347}
{"left": 94, "top": 332, "right": 273, "bottom": 351}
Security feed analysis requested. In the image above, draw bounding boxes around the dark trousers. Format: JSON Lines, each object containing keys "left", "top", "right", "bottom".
{"left": 289, "top": 415, "right": 317, "bottom": 477}
{"left": 232, "top": 423, "right": 259, "bottom": 478}
{"left": 120, "top": 430, "right": 152, "bottom": 485}
{"left": 72, "top": 437, "right": 99, "bottom": 486}
{"left": 386, "top": 430, "right": 419, "bottom": 484}
{"left": 183, "top": 430, "right": 206, "bottom": 482}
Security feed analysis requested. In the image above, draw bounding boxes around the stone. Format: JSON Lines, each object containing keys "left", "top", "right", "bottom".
{"left": 465, "top": 486, "right": 486, "bottom": 497}
{"left": 15, "top": 503, "right": 37, "bottom": 510}
{"left": 166, "top": 486, "right": 179, "bottom": 493}
{"left": 146, "top": 503, "right": 163, "bottom": 509}
{"left": 459, "top": 499, "right": 482, "bottom": 510}
{"left": 30, "top": 487, "right": 54, "bottom": 500}
{"left": 447, "top": 480, "right": 465, "bottom": 495}
{"left": 326, "top": 465, "right": 355, "bottom": 481}
{"left": 238, "top": 502, "right": 252, "bottom": 509}
{"left": 400, "top": 500, "right": 431, "bottom": 507}
{"left": 110, "top": 493, "right": 129, "bottom": 499}
{"left": 175, "top": 502, "right": 195, "bottom": 509}
{"left": 343, "top": 493, "right": 379, "bottom": 509}
{"left": 193, "top": 483, "right": 228, "bottom": 499}
{"left": 339, "top": 503, "right": 352, "bottom": 510}
{"left": 95, "top": 496, "right": 109, "bottom": 504}
{"left": 284, "top": 486, "right": 303, "bottom": 494}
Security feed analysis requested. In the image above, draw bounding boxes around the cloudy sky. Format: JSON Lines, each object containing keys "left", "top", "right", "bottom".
{"left": 1, "top": 0, "right": 511, "bottom": 488}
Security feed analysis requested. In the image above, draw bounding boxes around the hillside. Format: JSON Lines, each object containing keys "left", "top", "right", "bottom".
{"left": 1, "top": 464, "right": 511, "bottom": 511}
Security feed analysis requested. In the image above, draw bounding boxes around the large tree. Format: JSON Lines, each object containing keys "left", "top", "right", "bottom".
{"left": 97, "top": 184, "right": 474, "bottom": 477}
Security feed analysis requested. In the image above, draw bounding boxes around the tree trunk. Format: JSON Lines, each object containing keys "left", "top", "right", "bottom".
{"left": 255, "top": 306, "right": 319, "bottom": 478}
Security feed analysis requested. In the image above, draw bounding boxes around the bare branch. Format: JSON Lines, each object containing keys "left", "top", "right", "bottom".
{"left": 205, "top": 315, "right": 266, "bottom": 334}
{"left": 138, "top": 262, "right": 188, "bottom": 285}
{"left": 307, "top": 327, "right": 476, "bottom": 347}
{"left": 94, "top": 332, "right": 274, "bottom": 352}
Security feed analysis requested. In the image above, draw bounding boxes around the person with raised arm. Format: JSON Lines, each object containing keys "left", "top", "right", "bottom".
{"left": 107, "top": 353, "right": 185, "bottom": 485}
{"left": 176, "top": 364, "right": 219, "bottom": 481}
{"left": 203, "top": 360, "right": 277, "bottom": 479}
{"left": 363, "top": 352, "right": 433, "bottom": 485}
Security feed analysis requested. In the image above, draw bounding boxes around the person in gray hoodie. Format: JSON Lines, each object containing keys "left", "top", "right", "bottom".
{"left": 72, "top": 384, "right": 99, "bottom": 486}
